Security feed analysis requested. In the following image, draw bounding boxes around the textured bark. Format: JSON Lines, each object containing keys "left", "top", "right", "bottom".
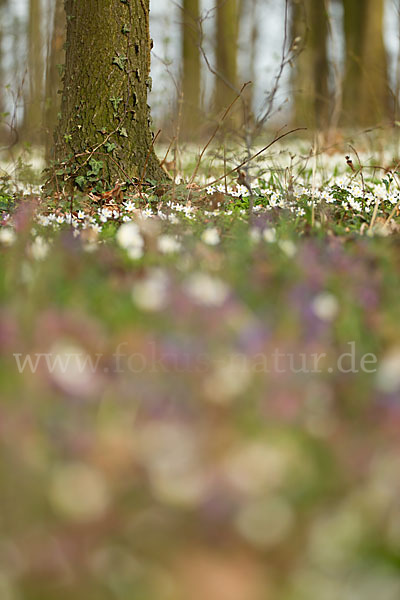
{"left": 215, "top": 0, "right": 239, "bottom": 120}
{"left": 55, "top": 0, "right": 166, "bottom": 185}
{"left": 181, "top": 0, "right": 201, "bottom": 135}
{"left": 45, "top": 0, "right": 65, "bottom": 160}
{"left": 342, "top": 0, "right": 392, "bottom": 126}
{"left": 291, "top": 0, "right": 330, "bottom": 129}
{"left": 23, "top": 0, "right": 44, "bottom": 145}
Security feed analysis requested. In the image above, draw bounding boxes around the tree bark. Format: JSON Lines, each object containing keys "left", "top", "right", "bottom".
{"left": 291, "top": 0, "right": 330, "bottom": 129}
{"left": 45, "top": 0, "right": 65, "bottom": 161}
{"left": 0, "top": 0, "right": 5, "bottom": 116}
{"left": 215, "top": 0, "right": 239, "bottom": 121}
{"left": 23, "top": 0, "right": 44, "bottom": 145}
{"left": 55, "top": 0, "right": 166, "bottom": 186}
{"left": 342, "top": 0, "right": 392, "bottom": 126}
{"left": 181, "top": 0, "right": 201, "bottom": 136}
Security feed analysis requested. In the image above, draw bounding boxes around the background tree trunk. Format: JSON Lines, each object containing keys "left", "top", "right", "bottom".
{"left": 0, "top": 0, "right": 7, "bottom": 142}
{"left": 45, "top": 0, "right": 65, "bottom": 161}
{"left": 181, "top": 0, "right": 201, "bottom": 136}
{"left": 22, "top": 0, "right": 44, "bottom": 145}
{"left": 291, "top": 0, "right": 330, "bottom": 129}
{"left": 215, "top": 0, "right": 239, "bottom": 122}
{"left": 55, "top": 0, "right": 166, "bottom": 186}
{"left": 342, "top": 0, "right": 392, "bottom": 126}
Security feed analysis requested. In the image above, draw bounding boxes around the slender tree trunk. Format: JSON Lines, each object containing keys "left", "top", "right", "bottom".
{"left": 0, "top": 0, "right": 5, "bottom": 116}
{"left": 45, "top": 0, "right": 65, "bottom": 161}
{"left": 0, "top": 0, "right": 6, "bottom": 142}
{"left": 23, "top": 0, "right": 44, "bottom": 145}
{"left": 55, "top": 0, "right": 166, "bottom": 186}
{"left": 291, "top": 0, "right": 330, "bottom": 129}
{"left": 181, "top": 0, "right": 201, "bottom": 136}
{"left": 342, "top": 0, "right": 391, "bottom": 126}
{"left": 215, "top": 0, "right": 239, "bottom": 121}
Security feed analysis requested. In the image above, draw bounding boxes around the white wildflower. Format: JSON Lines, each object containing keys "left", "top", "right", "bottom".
{"left": 185, "top": 272, "right": 229, "bottom": 307}
{"left": 141, "top": 207, "right": 153, "bottom": 219}
{"left": 0, "top": 227, "right": 16, "bottom": 246}
{"left": 116, "top": 222, "right": 144, "bottom": 257}
{"left": 201, "top": 227, "right": 220, "bottom": 246}
{"left": 157, "top": 234, "right": 181, "bottom": 254}
{"left": 124, "top": 200, "right": 136, "bottom": 212}
{"left": 30, "top": 236, "right": 50, "bottom": 260}
{"left": 132, "top": 269, "right": 168, "bottom": 312}
{"left": 263, "top": 227, "right": 276, "bottom": 243}
{"left": 312, "top": 292, "right": 339, "bottom": 322}
{"left": 279, "top": 240, "right": 296, "bottom": 258}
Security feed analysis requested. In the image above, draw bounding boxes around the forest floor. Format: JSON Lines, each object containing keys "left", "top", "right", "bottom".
{"left": 1, "top": 139, "right": 400, "bottom": 598}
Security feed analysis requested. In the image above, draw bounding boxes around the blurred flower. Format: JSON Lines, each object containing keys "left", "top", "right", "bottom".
{"left": 185, "top": 273, "right": 229, "bottom": 307}
{"left": 49, "top": 462, "right": 110, "bottom": 522}
{"left": 204, "top": 357, "right": 251, "bottom": 404}
{"left": 0, "top": 227, "right": 16, "bottom": 247}
{"left": 311, "top": 292, "right": 339, "bottom": 322}
{"left": 201, "top": 228, "right": 220, "bottom": 246}
{"left": 279, "top": 240, "right": 296, "bottom": 258}
{"left": 136, "top": 421, "right": 207, "bottom": 507}
{"left": 224, "top": 442, "right": 288, "bottom": 494}
{"left": 250, "top": 228, "right": 262, "bottom": 243}
{"left": 157, "top": 234, "right": 181, "bottom": 254}
{"left": 262, "top": 227, "right": 276, "bottom": 243}
{"left": 116, "top": 222, "right": 144, "bottom": 258}
{"left": 126, "top": 245, "right": 144, "bottom": 260}
{"left": 48, "top": 339, "right": 101, "bottom": 397}
{"left": 376, "top": 348, "right": 400, "bottom": 394}
{"left": 132, "top": 269, "right": 168, "bottom": 312}
{"left": 30, "top": 236, "right": 50, "bottom": 260}
{"left": 235, "top": 495, "right": 294, "bottom": 548}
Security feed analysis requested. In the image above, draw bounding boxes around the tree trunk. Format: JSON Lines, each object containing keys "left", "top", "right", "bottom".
{"left": 55, "top": 0, "right": 166, "bottom": 187}
{"left": 181, "top": 0, "right": 201, "bottom": 136}
{"left": 291, "top": 0, "right": 330, "bottom": 129}
{"left": 0, "top": 0, "right": 6, "bottom": 141}
{"left": 45, "top": 0, "right": 65, "bottom": 161}
{"left": 215, "top": 0, "right": 239, "bottom": 121}
{"left": 23, "top": 0, "right": 44, "bottom": 145}
{"left": 342, "top": 0, "right": 392, "bottom": 126}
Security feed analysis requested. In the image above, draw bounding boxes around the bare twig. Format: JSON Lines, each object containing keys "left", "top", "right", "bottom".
{"left": 198, "top": 127, "right": 306, "bottom": 191}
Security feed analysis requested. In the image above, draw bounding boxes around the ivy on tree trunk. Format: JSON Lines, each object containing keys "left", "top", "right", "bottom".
{"left": 54, "top": 0, "right": 166, "bottom": 187}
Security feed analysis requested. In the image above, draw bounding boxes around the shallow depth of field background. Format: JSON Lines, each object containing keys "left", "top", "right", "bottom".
{"left": 2, "top": 2, "right": 400, "bottom": 600}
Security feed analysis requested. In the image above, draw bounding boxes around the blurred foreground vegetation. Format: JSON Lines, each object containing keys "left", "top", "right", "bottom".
{"left": 1, "top": 139, "right": 400, "bottom": 599}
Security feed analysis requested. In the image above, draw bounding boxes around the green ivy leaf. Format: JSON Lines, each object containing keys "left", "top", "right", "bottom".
{"left": 75, "top": 176, "right": 86, "bottom": 190}
{"left": 112, "top": 54, "right": 128, "bottom": 71}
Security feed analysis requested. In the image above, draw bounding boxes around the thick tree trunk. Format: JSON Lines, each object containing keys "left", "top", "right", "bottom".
{"left": 45, "top": 0, "right": 65, "bottom": 161}
{"left": 291, "top": 0, "right": 330, "bottom": 129}
{"left": 215, "top": 0, "right": 239, "bottom": 120}
{"left": 181, "top": 0, "right": 201, "bottom": 136}
{"left": 23, "top": 0, "right": 44, "bottom": 145}
{"left": 55, "top": 0, "right": 166, "bottom": 186}
{"left": 342, "top": 0, "right": 392, "bottom": 126}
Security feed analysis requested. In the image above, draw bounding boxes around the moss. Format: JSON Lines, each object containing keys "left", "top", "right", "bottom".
{"left": 54, "top": 0, "right": 167, "bottom": 187}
